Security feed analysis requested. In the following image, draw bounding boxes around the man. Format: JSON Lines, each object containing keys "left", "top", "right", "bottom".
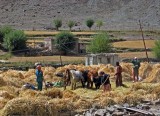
{"left": 114, "top": 62, "right": 123, "bottom": 87}
{"left": 99, "top": 71, "right": 111, "bottom": 92}
{"left": 35, "top": 65, "right": 44, "bottom": 91}
{"left": 132, "top": 57, "right": 140, "bottom": 82}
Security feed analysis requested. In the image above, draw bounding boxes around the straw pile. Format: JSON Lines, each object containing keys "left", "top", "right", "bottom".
{"left": 120, "top": 63, "right": 132, "bottom": 75}
{"left": 40, "top": 88, "right": 63, "bottom": 98}
{"left": 23, "top": 69, "right": 35, "bottom": 78}
{"left": 143, "top": 64, "right": 160, "bottom": 83}
{"left": 2, "top": 62, "right": 160, "bottom": 114}
{"left": 0, "top": 91, "right": 14, "bottom": 100}
{"left": 43, "top": 67, "right": 56, "bottom": 77}
{"left": 2, "top": 76, "right": 25, "bottom": 88}
{"left": 139, "top": 62, "right": 152, "bottom": 79}
{"left": 1, "top": 97, "right": 57, "bottom": 116}
{"left": 19, "top": 89, "right": 39, "bottom": 98}
{"left": 4, "top": 70, "right": 25, "bottom": 79}
{"left": 74, "top": 98, "right": 92, "bottom": 109}
{"left": 0, "top": 77, "right": 6, "bottom": 87}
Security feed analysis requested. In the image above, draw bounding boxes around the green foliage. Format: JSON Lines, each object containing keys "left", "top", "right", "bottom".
{"left": 153, "top": 40, "right": 160, "bottom": 59}
{"left": 55, "top": 31, "right": 76, "bottom": 55}
{"left": 53, "top": 19, "right": 62, "bottom": 31}
{"left": 3, "top": 30, "right": 27, "bottom": 51}
{"left": 96, "top": 20, "right": 103, "bottom": 30}
{"left": 67, "top": 20, "right": 75, "bottom": 31}
{"left": 87, "top": 32, "right": 112, "bottom": 53}
{"left": 0, "top": 53, "right": 12, "bottom": 60}
{"left": 85, "top": 19, "right": 94, "bottom": 30}
{"left": 0, "top": 26, "right": 13, "bottom": 42}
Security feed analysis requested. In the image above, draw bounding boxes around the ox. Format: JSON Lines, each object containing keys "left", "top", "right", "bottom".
{"left": 63, "top": 69, "right": 85, "bottom": 90}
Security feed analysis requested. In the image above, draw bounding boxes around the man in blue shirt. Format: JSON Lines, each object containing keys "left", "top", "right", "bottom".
{"left": 35, "top": 65, "right": 44, "bottom": 91}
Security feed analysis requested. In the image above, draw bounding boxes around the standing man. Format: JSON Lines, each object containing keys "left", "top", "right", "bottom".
{"left": 114, "top": 62, "right": 123, "bottom": 87}
{"left": 35, "top": 65, "right": 44, "bottom": 91}
{"left": 132, "top": 57, "right": 140, "bottom": 82}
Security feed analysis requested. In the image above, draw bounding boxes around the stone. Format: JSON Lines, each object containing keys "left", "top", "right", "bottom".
{"left": 94, "top": 109, "right": 107, "bottom": 116}
{"left": 106, "top": 106, "right": 115, "bottom": 113}
{"left": 112, "top": 111, "right": 125, "bottom": 116}
{"left": 123, "top": 103, "right": 129, "bottom": 108}
{"left": 141, "top": 104, "right": 150, "bottom": 110}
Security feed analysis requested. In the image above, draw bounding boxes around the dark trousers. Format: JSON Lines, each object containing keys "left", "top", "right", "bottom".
{"left": 37, "top": 82, "right": 43, "bottom": 91}
{"left": 116, "top": 74, "right": 122, "bottom": 87}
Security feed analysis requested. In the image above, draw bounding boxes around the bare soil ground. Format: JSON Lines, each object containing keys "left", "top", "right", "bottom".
{"left": 7, "top": 52, "right": 153, "bottom": 63}
{"left": 113, "top": 40, "right": 155, "bottom": 48}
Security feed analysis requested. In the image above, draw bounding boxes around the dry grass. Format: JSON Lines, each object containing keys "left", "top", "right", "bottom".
{"left": 6, "top": 52, "right": 154, "bottom": 62}
{"left": 8, "top": 56, "right": 85, "bottom": 62}
{"left": 113, "top": 40, "right": 155, "bottom": 48}
{"left": 118, "top": 52, "right": 154, "bottom": 59}
{"left": 24, "top": 31, "right": 97, "bottom": 36}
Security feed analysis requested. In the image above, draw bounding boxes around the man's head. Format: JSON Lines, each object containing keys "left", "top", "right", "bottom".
{"left": 134, "top": 57, "right": 137, "bottom": 60}
{"left": 99, "top": 71, "right": 105, "bottom": 76}
{"left": 116, "top": 62, "right": 119, "bottom": 66}
{"left": 36, "top": 65, "right": 41, "bottom": 70}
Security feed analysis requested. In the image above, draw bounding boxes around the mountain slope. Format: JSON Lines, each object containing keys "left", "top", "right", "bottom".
{"left": 0, "top": 0, "right": 159, "bottom": 30}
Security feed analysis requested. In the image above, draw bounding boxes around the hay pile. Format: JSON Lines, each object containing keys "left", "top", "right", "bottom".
{"left": 4, "top": 70, "right": 25, "bottom": 79}
{"left": 0, "top": 77, "right": 6, "bottom": 87}
{"left": 1, "top": 97, "right": 57, "bottom": 116}
{"left": 139, "top": 62, "right": 152, "bottom": 79}
{"left": 40, "top": 88, "right": 63, "bottom": 99}
{"left": 143, "top": 64, "right": 160, "bottom": 83}
{"left": 23, "top": 69, "right": 35, "bottom": 78}
{"left": 2, "top": 62, "right": 160, "bottom": 114}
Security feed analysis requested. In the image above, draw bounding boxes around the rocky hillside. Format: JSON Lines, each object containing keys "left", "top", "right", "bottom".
{"left": 0, "top": 0, "right": 159, "bottom": 30}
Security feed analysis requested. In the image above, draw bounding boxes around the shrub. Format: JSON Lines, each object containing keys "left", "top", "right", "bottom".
{"left": 53, "top": 19, "right": 62, "bottom": 31}
{"left": 153, "top": 40, "right": 160, "bottom": 59}
{"left": 0, "top": 26, "right": 13, "bottom": 42}
{"left": 55, "top": 31, "right": 76, "bottom": 55}
{"left": 67, "top": 20, "right": 75, "bottom": 31}
{"left": 96, "top": 20, "right": 103, "bottom": 30}
{"left": 3, "top": 30, "right": 27, "bottom": 52}
{"left": 87, "top": 32, "right": 112, "bottom": 53}
{"left": 85, "top": 19, "right": 94, "bottom": 30}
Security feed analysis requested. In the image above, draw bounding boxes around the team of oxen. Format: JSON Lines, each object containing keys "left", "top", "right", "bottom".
{"left": 56, "top": 68, "right": 105, "bottom": 90}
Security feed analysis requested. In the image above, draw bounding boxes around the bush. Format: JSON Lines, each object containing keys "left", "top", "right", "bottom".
{"left": 55, "top": 31, "right": 76, "bottom": 55}
{"left": 87, "top": 32, "right": 112, "bottom": 53}
{"left": 85, "top": 19, "right": 94, "bottom": 30}
{"left": 0, "top": 26, "right": 13, "bottom": 42}
{"left": 153, "top": 40, "right": 160, "bottom": 59}
{"left": 53, "top": 19, "right": 62, "bottom": 31}
{"left": 67, "top": 20, "right": 75, "bottom": 31}
{"left": 96, "top": 20, "right": 103, "bottom": 30}
{"left": 3, "top": 30, "right": 27, "bottom": 51}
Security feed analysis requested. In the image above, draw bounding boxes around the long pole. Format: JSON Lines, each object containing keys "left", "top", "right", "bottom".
{"left": 139, "top": 20, "right": 149, "bottom": 63}
{"left": 60, "top": 55, "right": 63, "bottom": 66}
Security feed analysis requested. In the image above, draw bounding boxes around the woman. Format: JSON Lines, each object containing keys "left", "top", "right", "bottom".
{"left": 99, "top": 71, "right": 111, "bottom": 92}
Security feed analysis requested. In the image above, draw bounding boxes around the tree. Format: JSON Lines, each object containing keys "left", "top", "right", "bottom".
{"left": 85, "top": 19, "right": 94, "bottom": 30}
{"left": 67, "top": 20, "right": 75, "bottom": 31}
{"left": 3, "top": 30, "right": 27, "bottom": 52}
{"left": 55, "top": 31, "right": 76, "bottom": 55}
{"left": 96, "top": 20, "right": 103, "bottom": 30}
{"left": 153, "top": 40, "right": 160, "bottom": 59}
{"left": 0, "top": 26, "right": 13, "bottom": 42}
{"left": 53, "top": 19, "right": 62, "bottom": 31}
{"left": 87, "top": 32, "right": 112, "bottom": 53}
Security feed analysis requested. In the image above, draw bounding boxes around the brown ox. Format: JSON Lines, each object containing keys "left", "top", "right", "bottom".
{"left": 82, "top": 69, "right": 98, "bottom": 89}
